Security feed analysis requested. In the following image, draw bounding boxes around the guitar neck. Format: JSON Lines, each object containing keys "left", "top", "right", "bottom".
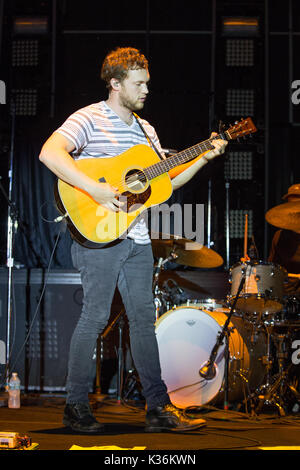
{"left": 144, "top": 131, "right": 230, "bottom": 180}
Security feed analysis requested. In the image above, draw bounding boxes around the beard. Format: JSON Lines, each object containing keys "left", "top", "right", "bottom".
{"left": 119, "top": 92, "right": 145, "bottom": 112}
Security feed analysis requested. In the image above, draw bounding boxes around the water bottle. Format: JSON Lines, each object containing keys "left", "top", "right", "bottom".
{"left": 8, "top": 372, "right": 21, "bottom": 409}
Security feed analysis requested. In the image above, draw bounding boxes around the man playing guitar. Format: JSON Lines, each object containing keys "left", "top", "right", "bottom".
{"left": 39, "top": 46, "right": 227, "bottom": 433}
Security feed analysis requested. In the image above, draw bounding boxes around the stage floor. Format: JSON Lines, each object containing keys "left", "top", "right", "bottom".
{"left": 1, "top": 395, "right": 300, "bottom": 453}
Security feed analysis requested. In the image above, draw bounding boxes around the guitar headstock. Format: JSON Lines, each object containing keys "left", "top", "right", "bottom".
{"left": 226, "top": 117, "right": 257, "bottom": 140}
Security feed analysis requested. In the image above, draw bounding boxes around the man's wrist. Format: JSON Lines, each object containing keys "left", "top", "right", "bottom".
{"left": 204, "top": 149, "right": 218, "bottom": 161}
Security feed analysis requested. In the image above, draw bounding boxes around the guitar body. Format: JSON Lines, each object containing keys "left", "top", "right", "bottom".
{"left": 55, "top": 144, "right": 173, "bottom": 247}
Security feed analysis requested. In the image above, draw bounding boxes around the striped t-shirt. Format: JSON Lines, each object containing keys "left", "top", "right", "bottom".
{"left": 55, "top": 100, "right": 164, "bottom": 244}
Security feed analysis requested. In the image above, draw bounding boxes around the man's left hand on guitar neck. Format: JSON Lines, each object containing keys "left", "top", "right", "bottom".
{"left": 171, "top": 132, "right": 228, "bottom": 190}
{"left": 202, "top": 132, "right": 228, "bottom": 161}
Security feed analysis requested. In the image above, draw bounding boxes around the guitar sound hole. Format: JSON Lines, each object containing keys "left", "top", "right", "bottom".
{"left": 125, "top": 169, "right": 147, "bottom": 192}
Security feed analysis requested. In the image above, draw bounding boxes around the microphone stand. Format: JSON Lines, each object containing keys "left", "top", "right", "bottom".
{"left": 223, "top": 334, "right": 229, "bottom": 411}
{"left": 3, "top": 100, "right": 16, "bottom": 387}
{"left": 0, "top": 105, "right": 43, "bottom": 388}
{"left": 199, "top": 274, "right": 246, "bottom": 391}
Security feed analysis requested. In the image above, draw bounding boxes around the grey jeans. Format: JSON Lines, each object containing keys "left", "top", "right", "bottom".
{"left": 66, "top": 238, "right": 170, "bottom": 410}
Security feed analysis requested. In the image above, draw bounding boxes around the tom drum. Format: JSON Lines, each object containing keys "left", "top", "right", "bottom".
{"left": 229, "top": 261, "right": 287, "bottom": 316}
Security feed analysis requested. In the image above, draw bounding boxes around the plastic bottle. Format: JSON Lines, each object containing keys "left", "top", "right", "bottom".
{"left": 8, "top": 372, "right": 21, "bottom": 409}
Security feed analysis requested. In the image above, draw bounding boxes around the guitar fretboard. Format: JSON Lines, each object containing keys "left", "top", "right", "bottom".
{"left": 144, "top": 132, "right": 228, "bottom": 180}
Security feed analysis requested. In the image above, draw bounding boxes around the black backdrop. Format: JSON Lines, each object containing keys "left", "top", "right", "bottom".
{"left": 0, "top": 0, "right": 299, "bottom": 268}
{"left": 1, "top": 0, "right": 300, "bottom": 392}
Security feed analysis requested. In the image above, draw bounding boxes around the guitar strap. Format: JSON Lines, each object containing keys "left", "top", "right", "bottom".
{"left": 133, "top": 112, "right": 164, "bottom": 161}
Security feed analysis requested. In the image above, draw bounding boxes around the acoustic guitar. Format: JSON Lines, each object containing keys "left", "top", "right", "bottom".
{"left": 54, "top": 117, "right": 257, "bottom": 247}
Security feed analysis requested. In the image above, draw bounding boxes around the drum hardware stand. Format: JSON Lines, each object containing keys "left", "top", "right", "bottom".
{"left": 153, "top": 295, "right": 163, "bottom": 321}
{"left": 116, "top": 313, "right": 125, "bottom": 403}
{"left": 93, "top": 308, "right": 126, "bottom": 404}
{"left": 153, "top": 257, "right": 166, "bottom": 320}
{"left": 153, "top": 257, "right": 164, "bottom": 292}
{"left": 255, "top": 374, "right": 287, "bottom": 417}
{"left": 122, "top": 367, "right": 143, "bottom": 402}
{"left": 152, "top": 253, "right": 179, "bottom": 320}
{"left": 94, "top": 335, "right": 104, "bottom": 399}
{"left": 253, "top": 331, "right": 297, "bottom": 416}
{"left": 235, "top": 369, "right": 257, "bottom": 416}
{"left": 259, "top": 324, "right": 274, "bottom": 392}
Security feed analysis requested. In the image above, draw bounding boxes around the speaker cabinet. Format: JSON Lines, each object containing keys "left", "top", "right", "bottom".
{"left": 0, "top": 269, "right": 84, "bottom": 391}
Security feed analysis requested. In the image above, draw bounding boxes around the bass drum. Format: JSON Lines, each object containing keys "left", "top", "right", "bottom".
{"left": 155, "top": 306, "right": 266, "bottom": 409}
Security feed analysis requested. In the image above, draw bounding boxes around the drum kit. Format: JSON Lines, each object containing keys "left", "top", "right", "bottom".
{"left": 150, "top": 213, "right": 300, "bottom": 416}
{"left": 107, "top": 197, "right": 300, "bottom": 416}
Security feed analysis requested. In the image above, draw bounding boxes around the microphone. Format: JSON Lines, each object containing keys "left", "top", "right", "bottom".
{"left": 199, "top": 338, "right": 224, "bottom": 380}
{"left": 199, "top": 361, "right": 217, "bottom": 380}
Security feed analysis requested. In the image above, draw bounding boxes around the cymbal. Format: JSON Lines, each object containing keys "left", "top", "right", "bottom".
{"left": 265, "top": 202, "right": 300, "bottom": 233}
{"left": 151, "top": 233, "right": 223, "bottom": 268}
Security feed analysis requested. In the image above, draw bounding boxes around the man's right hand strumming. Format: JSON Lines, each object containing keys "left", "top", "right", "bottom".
{"left": 89, "top": 182, "right": 122, "bottom": 212}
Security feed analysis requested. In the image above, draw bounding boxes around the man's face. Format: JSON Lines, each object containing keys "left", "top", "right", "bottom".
{"left": 118, "top": 68, "right": 150, "bottom": 111}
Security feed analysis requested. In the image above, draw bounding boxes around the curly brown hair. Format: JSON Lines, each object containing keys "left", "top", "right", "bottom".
{"left": 100, "top": 47, "right": 148, "bottom": 89}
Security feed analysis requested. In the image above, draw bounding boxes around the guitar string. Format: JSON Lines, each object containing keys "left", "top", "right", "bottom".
{"left": 100, "top": 125, "right": 252, "bottom": 192}
{"left": 78, "top": 135, "right": 218, "bottom": 193}
{"left": 100, "top": 137, "right": 218, "bottom": 193}
{"left": 80, "top": 125, "right": 250, "bottom": 194}
{"left": 105, "top": 152, "right": 207, "bottom": 194}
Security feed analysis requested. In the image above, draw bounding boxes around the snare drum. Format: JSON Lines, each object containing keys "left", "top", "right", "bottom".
{"left": 229, "top": 261, "right": 287, "bottom": 316}
{"left": 155, "top": 305, "right": 266, "bottom": 408}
